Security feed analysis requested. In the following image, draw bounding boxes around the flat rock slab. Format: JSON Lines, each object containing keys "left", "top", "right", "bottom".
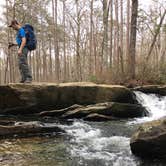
{"left": 0, "top": 82, "right": 136, "bottom": 115}
{"left": 130, "top": 118, "right": 166, "bottom": 159}
{"left": 0, "top": 121, "right": 64, "bottom": 139}
{"left": 133, "top": 85, "right": 166, "bottom": 96}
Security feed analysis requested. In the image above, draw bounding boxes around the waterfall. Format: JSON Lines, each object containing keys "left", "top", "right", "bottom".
{"left": 129, "top": 91, "right": 166, "bottom": 124}
{"left": 58, "top": 91, "right": 166, "bottom": 165}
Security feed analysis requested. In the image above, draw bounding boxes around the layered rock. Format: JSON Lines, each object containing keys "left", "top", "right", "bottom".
{"left": 133, "top": 85, "right": 166, "bottom": 96}
{"left": 130, "top": 118, "right": 166, "bottom": 159}
{"left": 0, "top": 82, "right": 150, "bottom": 139}
{"left": 39, "top": 102, "right": 148, "bottom": 121}
{"left": 0, "top": 121, "right": 64, "bottom": 139}
{"left": 83, "top": 113, "right": 116, "bottom": 121}
{"left": 0, "top": 82, "right": 137, "bottom": 115}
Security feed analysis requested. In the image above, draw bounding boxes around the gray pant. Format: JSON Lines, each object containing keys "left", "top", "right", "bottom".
{"left": 18, "top": 47, "right": 32, "bottom": 81}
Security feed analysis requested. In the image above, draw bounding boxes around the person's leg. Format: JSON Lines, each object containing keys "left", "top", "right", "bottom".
{"left": 18, "top": 47, "right": 32, "bottom": 83}
{"left": 18, "top": 65, "right": 25, "bottom": 82}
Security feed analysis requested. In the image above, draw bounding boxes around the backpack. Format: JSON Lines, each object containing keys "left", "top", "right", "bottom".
{"left": 23, "top": 24, "right": 37, "bottom": 51}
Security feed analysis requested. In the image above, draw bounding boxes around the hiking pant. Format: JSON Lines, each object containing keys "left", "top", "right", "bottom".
{"left": 18, "top": 47, "right": 32, "bottom": 81}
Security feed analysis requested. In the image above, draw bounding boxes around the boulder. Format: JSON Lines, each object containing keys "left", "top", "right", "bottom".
{"left": 130, "top": 118, "right": 166, "bottom": 159}
{"left": 107, "top": 102, "right": 148, "bottom": 118}
{"left": 133, "top": 85, "right": 166, "bottom": 96}
{"left": 0, "top": 82, "right": 136, "bottom": 115}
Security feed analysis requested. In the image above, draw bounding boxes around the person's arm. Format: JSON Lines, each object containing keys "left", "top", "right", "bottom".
{"left": 18, "top": 37, "right": 26, "bottom": 56}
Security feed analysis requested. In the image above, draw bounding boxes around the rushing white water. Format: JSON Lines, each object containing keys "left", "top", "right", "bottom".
{"left": 58, "top": 91, "right": 166, "bottom": 165}
{"left": 129, "top": 91, "right": 166, "bottom": 124}
{"left": 59, "top": 121, "right": 138, "bottom": 166}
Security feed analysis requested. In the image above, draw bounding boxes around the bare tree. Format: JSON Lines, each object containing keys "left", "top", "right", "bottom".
{"left": 129, "top": 0, "right": 138, "bottom": 79}
{"left": 89, "top": 0, "right": 94, "bottom": 76}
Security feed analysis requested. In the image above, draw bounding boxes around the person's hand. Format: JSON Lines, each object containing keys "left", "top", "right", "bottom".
{"left": 18, "top": 49, "right": 22, "bottom": 56}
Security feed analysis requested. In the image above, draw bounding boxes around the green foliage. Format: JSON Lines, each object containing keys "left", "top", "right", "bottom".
{"left": 89, "top": 75, "right": 98, "bottom": 83}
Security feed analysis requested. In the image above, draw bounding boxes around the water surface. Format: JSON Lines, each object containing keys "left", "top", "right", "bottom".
{"left": 0, "top": 92, "right": 166, "bottom": 166}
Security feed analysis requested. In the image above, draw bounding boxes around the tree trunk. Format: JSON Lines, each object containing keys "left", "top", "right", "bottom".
{"left": 52, "top": 0, "right": 60, "bottom": 82}
{"left": 49, "top": 35, "right": 53, "bottom": 82}
{"left": 129, "top": 0, "right": 138, "bottom": 79}
{"left": 114, "top": 0, "right": 120, "bottom": 74}
{"left": 102, "top": 0, "right": 109, "bottom": 71}
{"left": 126, "top": 0, "right": 130, "bottom": 73}
{"left": 76, "top": 0, "right": 81, "bottom": 81}
{"left": 63, "top": 0, "right": 67, "bottom": 81}
{"left": 146, "top": 9, "right": 166, "bottom": 62}
{"left": 89, "top": 0, "right": 94, "bottom": 76}
{"left": 109, "top": 0, "right": 113, "bottom": 69}
{"left": 5, "top": 0, "right": 10, "bottom": 84}
{"left": 120, "top": 0, "right": 124, "bottom": 75}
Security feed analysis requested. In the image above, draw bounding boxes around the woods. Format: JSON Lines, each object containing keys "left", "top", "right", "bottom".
{"left": 0, "top": 0, "right": 165, "bottom": 85}
{"left": 0, "top": 1, "right": 166, "bottom": 165}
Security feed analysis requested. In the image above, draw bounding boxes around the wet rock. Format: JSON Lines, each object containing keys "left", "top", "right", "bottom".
{"left": 60, "top": 102, "right": 148, "bottom": 119}
{"left": 39, "top": 104, "right": 82, "bottom": 117}
{"left": 133, "top": 85, "right": 166, "bottom": 96}
{"left": 0, "top": 121, "right": 64, "bottom": 139}
{"left": 0, "top": 120, "right": 15, "bottom": 126}
{"left": 107, "top": 102, "right": 148, "bottom": 118}
{"left": 130, "top": 118, "right": 166, "bottom": 159}
{"left": 83, "top": 113, "right": 117, "bottom": 121}
{"left": 0, "top": 82, "right": 136, "bottom": 115}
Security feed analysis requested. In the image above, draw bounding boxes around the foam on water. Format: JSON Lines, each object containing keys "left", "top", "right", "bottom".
{"left": 58, "top": 91, "right": 166, "bottom": 165}
{"left": 129, "top": 91, "right": 166, "bottom": 124}
{"left": 59, "top": 121, "right": 137, "bottom": 165}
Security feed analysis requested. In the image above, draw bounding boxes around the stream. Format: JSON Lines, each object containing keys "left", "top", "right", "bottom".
{"left": 0, "top": 91, "right": 166, "bottom": 166}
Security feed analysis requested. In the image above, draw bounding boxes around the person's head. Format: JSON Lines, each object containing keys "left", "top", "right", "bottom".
{"left": 8, "top": 20, "right": 21, "bottom": 30}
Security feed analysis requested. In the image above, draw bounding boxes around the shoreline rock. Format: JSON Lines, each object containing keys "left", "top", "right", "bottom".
{"left": 130, "top": 118, "right": 166, "bottom": 159}
{"left": 133, "top": 85, "right": 166, "bottom": 96}
{"left": 0, "top": 121, "right": 65, "bottom": 139}
{"left": 0, "top": 82, "right": 137, "bottom": 115}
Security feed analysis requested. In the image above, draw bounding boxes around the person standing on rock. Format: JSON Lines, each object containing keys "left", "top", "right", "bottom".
{"left": 8, "top": 20, "right": 33, "bottom": 83}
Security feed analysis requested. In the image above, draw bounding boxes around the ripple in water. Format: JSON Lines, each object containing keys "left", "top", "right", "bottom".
{"left": 59, "top": 121, "right": 138, "bottom": 166}
{"left": 56, "top": 92, "right": 166, "bottom": 165}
